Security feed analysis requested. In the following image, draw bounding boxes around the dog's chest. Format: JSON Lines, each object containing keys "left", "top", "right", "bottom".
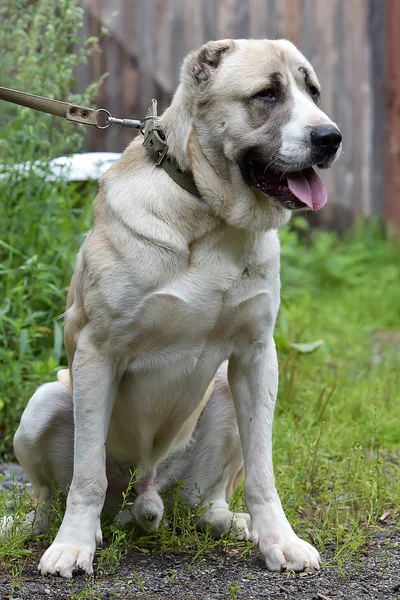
{"left": 131, "top": 255, "right": 245, "bottom": 352}
{"left": 106, "top": 228, "right": 279, "bottom": 466}
{"left": 116, "top": 228, "right": 272, "bottom": 366}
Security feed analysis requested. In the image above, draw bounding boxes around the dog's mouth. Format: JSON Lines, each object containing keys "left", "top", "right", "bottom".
{"left": 243, "top": 157, "right": 328, "bottom": 211}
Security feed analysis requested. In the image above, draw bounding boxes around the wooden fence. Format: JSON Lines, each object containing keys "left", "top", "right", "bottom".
{"left": 77, "top": 0, "right": 398, "bottom": 229}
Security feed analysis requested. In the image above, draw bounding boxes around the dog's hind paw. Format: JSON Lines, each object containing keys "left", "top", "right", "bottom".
{"left": 228, "top": 512, "right": 251, "bottom": 541}
{"left": 197, "top": 506, "right": 251, "bottom": 540}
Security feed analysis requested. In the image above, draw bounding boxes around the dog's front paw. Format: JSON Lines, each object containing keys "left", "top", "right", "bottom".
{"left": 256, "top": 532, "right": 321, "bottom": 572}
{"left": 38, "top": 542, "right": 95, "bottom": 577}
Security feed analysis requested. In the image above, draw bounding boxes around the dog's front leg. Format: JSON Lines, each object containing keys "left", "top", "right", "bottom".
{"left": 38, "top": 331, "right": 117, "bottom": 577}
{"left": 228, "top": 339, "right": 320, "bottom": 572}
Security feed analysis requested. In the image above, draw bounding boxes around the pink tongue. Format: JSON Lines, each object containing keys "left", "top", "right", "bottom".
{"left": 286, "top": 168, "right": 327, "bottom": 211}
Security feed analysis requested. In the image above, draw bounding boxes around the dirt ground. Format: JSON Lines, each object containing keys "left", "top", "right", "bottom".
{"left": 1, "top": 526, "right": 399, "bottom": 600}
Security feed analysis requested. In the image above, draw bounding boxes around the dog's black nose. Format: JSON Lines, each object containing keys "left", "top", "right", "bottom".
{"left": 311, "top": 125, "right": 342, "bottom": 156}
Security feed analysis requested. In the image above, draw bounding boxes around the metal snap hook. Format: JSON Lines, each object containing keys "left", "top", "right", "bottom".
{"left": 96, "top": 108, "right": 112, "bottom": 129}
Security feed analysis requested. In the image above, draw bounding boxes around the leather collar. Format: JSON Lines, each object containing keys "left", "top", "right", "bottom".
{"left": 142, "top": 99, "right": 200, "bottom": 198}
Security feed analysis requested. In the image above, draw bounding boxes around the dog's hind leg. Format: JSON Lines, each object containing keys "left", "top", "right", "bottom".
{"left": 11, "top": 379, "right": 74, "bottom": 538}
{"left": 179, "top": 364, "right": 250, "bottom": 540}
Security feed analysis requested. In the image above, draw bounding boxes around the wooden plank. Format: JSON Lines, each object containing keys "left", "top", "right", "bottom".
{"left": 137, "top": 0, "right": 156, "bottom": 116}
{"left": 184, "top": 0, "right": 203, "bottom": 52}
{"left": 300, "top": 0, "right": 317, "bottom": 65}
{"left": 203, "top": 0, "right": 217, "bottom": 41}
{"left": 366, "top": 0, "right": 387, "bottom": 219}
{"left": 216, "top": 0, "right": 237, "bottom": 39}
{"left": 272, "top": 0, "right": 285, "bottom": 38}
{"left": 103, "top": 18, "right": 123, "bottom": 151}
{"left": 153, "top": 0, "right": 173, "bottom": 95}
{"left": 283, "top": 0, "right": 301, "bottom": 47}
{"left": 172, "top": 0, "right": 186, "bottom": 85}
{"left": 120, "top": 0, "right": 139, "bottom": 148}
{"left": 87, "top": 0, "right": 106, "bottom": 153}
{"left": 73, "top": 0, "right": 91, "bottom": 95}
{"left": 119, "top": 0, "right": 138, "bottom": 57}
{"left": 358, "top": 0, "right": 373, "bottom": 219}
{"left": 249, "top": 0, "right": 268, "bottom": 38}
{"left": 314, "top": 0, "right": 337, "bottom": 227}
{"left": 348, "top": 0, "right": 368, "bottom": 221}
{"left": 386, "top": 0, "right": 400, "bottom": 228}
{"left": 332, "top": 0, "right": 352, "bottom": 226}
{"left": 265, "top": 0, "right": 279, "bottom": 39}
{"left": 235, "top": 0, "right": 250, "bottom": 39}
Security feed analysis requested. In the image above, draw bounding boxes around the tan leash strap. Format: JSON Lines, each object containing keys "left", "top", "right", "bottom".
{"left": 0, "top": 85, "right": 100, "bottom": 125}
{"left": 0, "top": 86, "right": 143, "bottom": 129}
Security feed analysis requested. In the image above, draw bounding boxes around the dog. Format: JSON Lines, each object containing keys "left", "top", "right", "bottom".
{"left": 11, "top": 39, "right": 341, "bottom": 577}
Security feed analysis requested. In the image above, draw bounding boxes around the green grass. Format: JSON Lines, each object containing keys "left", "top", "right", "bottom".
{"left": 273, "top": 220, "right": 400, "bottom": 563}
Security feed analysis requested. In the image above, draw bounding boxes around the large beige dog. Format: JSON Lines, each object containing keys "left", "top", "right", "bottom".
{"left": 12, "top": 39, "right": 341, "bottom": 577}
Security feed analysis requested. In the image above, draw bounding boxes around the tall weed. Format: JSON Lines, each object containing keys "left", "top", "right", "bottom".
{"left": 0, "top": 0, "right": 102, "bottom": 453}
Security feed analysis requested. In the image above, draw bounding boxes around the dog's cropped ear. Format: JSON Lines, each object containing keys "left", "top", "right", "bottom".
{"left": 185, "top": 40, "right": 235, "bottom": 85}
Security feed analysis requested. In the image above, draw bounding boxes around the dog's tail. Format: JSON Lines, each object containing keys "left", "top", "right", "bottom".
{"left": 57, "top": 368, "right": 72, "bottom": 392}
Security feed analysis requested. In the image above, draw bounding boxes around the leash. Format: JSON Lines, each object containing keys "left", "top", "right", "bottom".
{"left": 0, "top": 85, "right": 142, "bottom": 129}
{"left": 0, "top": 85, "right": 200, "bottom": 197}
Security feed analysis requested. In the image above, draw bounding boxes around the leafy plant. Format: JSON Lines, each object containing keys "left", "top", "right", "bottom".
{"left": 228, "top": 580, "right": 240, "bottom": 599}
{"left": 0, "top": 0, "right": 103, "bottom": 455}
{"left": 0, "top": 0, "right": 105, "bottom": 161}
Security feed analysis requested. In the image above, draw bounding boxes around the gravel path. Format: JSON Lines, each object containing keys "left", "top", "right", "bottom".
{"left": 1, "top": 464, "right": 399, "bottom": 599}
{"left": 1, "top": 534, "right": 399, "bottom": 600}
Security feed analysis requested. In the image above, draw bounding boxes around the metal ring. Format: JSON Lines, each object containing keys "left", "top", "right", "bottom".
{"left": 96, "top": 108, "right": 111, "bottom": 129}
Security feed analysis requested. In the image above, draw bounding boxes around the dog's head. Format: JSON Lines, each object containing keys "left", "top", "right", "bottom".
{"left": 162, "top": 39, "right": 342, "bottom": 231}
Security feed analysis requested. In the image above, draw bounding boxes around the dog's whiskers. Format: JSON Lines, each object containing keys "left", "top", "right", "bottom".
{"left": 262, "top": 150, "right": 281, "bottom": 174}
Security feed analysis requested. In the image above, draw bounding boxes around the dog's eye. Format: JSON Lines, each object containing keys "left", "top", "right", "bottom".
{"left": 253, "top": 88, "right": 277, "bottom": 103}
{"left": 309, "top": 85, "right": 320, "bottom": 100}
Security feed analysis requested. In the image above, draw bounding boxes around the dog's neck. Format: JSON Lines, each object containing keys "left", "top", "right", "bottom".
{"left": 158, "top": 88, "right": 235, "bottom": 211}
{"left": 158, "top": 87, "right": 291, "bottom": 233}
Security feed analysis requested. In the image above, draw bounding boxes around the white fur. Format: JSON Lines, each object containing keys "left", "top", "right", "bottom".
{"left": 280, "top": 72, "right": 341, "bottom": 166}
{"left": 10, "top": 39, "right": 342, "bottom": 577}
